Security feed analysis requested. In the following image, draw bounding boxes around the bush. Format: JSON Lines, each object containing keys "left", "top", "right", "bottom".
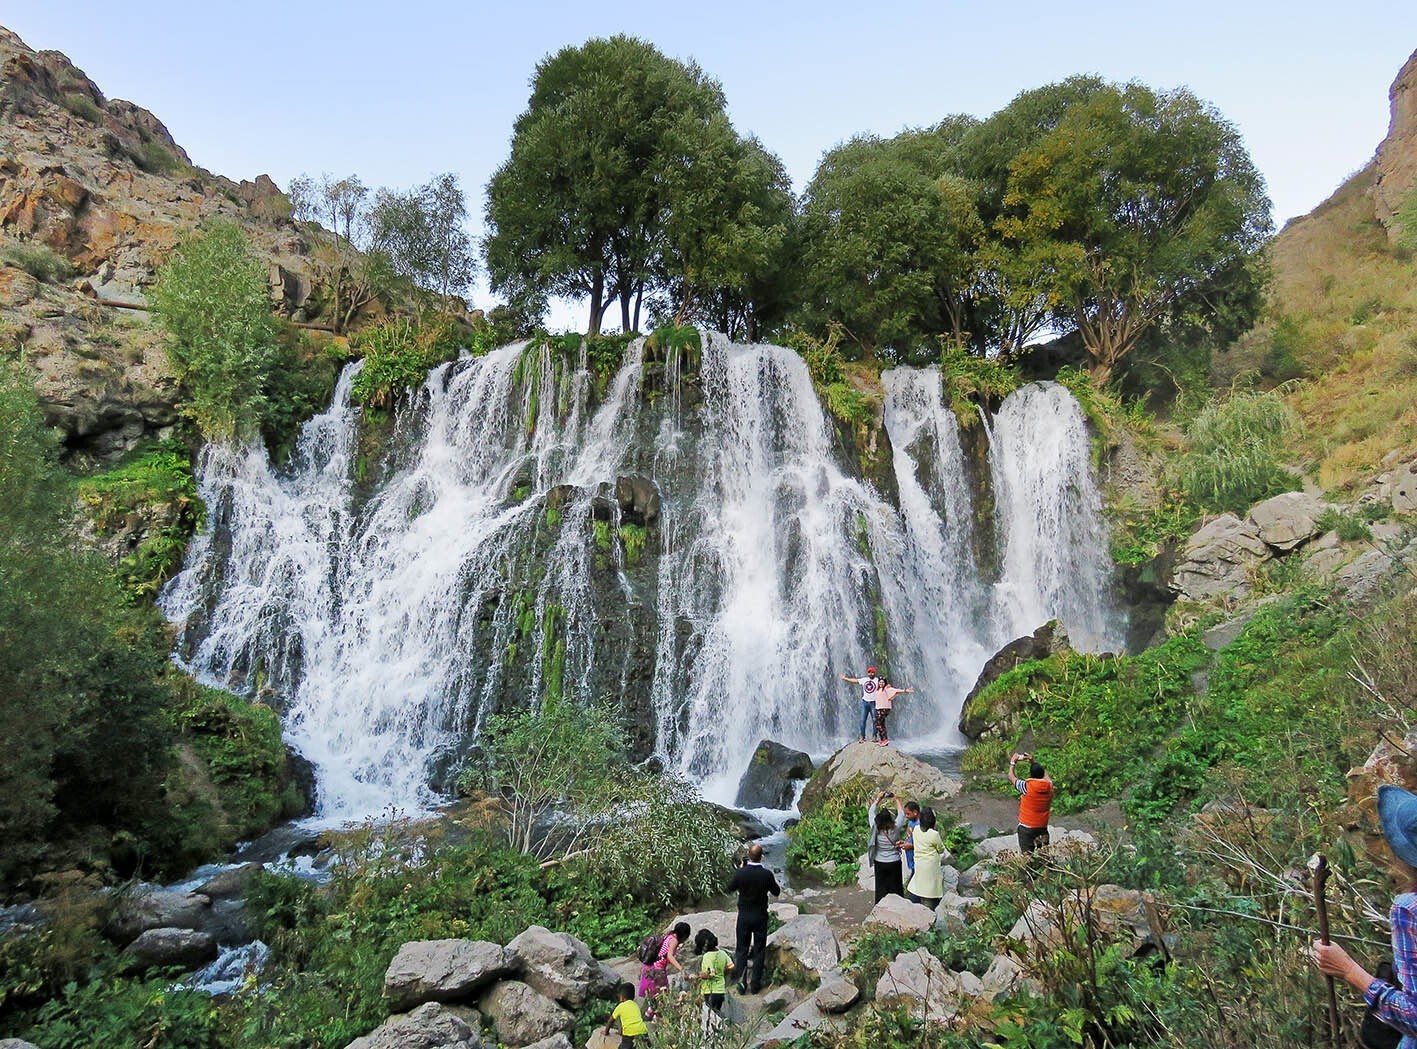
{"left": 150, "top": 222, "right": 284, "bottom": 441}
{"left": 940, "top": 347, "right": 1021, "bottom": 425}
{"left": 2, "top": 241, "right": 74, "bottom": 283}
{"left": 1314, "top": 506, "right": 1372, "bottom": 541}
{"left": 786, "top": 777, "right": 873, "bottom": 874}
{"left": 1177, "top": 387, "right": 1300, "bottom": 513}
{"left": 349, "top": 317, "right": 460, "bottom": 407}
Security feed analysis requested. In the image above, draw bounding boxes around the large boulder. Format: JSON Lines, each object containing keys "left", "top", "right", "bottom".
{"left": 873, "top": 948, "right": 980, "bottom": 1023}
{"left": 812, "top": 975, "right": 860, "bottom": 1013}
{"left": 384, "top": 940, "right": 512, "bottom": 1012}
{"left": 344, "top": 1002, "right": 481, "bottom": 1049}
{"left": 105, "top": 888, "right": 212, "bottom": 944}
{"left": 195, "top": 862, "right": 263, "bottom": 898}
{"left": 506, "top": 926, "right": 618, "bottom": 1008}
{"left": 735, "top": 740, "right": 814, "bottom": 809}
{"left": 476, "top": 980, "right": 573, "bottom": 1047}
{"left": 0, "top": 1040, "right": 45, "bottom": 1049}
{"left": 959, "top": 621, "right": 1070, "bottom": 739}
{"left": 862, "top": 896, "right": 936, "bottom": 935}
{"left": 798, "top": 742, "right": 960, "bottom": 817}
{"left": 120, "top": 927, "right": 218, "bottom": 971}
{"left": 665, "top": 910, "right": 738, "bottom": 952}
{"left": 1171, "top": 514, "right": 1272, "bottom": 602}
{"left": 755, "top": 998, "right": 839, "bottom": 1048}
{"left": 1248, "top": 492, "right": 1327, "bottom": 552}
{"left": 766, "top": 913, "right": 840, "bottom": 981}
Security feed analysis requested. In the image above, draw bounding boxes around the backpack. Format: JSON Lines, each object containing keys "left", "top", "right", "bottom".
{"left": 636, "top": 932, "right": 666, "bottom": 965}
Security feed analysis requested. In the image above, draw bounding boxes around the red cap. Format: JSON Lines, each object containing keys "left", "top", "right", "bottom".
{"left": 867, "top": 666, "right": 877, "bottom": 675}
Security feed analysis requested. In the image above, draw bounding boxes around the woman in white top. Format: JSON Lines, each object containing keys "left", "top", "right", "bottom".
{"left": 906, "top": 806, "right": 946, "bottom": 910}
{"left": 867, "top": 790, "right": 907, "bottom": 901}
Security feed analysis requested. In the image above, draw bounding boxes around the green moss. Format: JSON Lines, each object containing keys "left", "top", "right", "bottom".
{"left": 821, "top": 381, "right": 872, "bottom": 428}
{"left": 593, "top": 519, "right": 612, "bottom": 551}
{"left": 618, "top": 523, "right": 647, "bottom": 564}
{"left": 940, "top": 347, "right": 1021, "bottom": 426}
{"left": 545, "top": 504, "right": 562, "bottom": 528}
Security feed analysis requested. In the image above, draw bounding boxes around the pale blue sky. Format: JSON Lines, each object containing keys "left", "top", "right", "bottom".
{"left": 8, "top": 2, "right": 1417, "bottom": 320}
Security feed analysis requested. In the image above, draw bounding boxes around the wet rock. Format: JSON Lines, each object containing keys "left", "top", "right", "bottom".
{"left": 384, "top": 940, "right": 511, "bottom": 1011}
{"left": 121, "top": 927, "right": 218, "bottom": 971}
{"left": 1248, "top": 491, "right": 1327, "bottom": 552}
{"left": 863, "top": 895, "right": 936, "bottom": 935}
{"left": 506, "top": 926, "right": 618, "bottom": 1008}
{"left": 798, "top": 742, "right": 960, "bottom": 817}
{"left": 1171, "top": 514, "right": 1271, "bottom": 602}
{"left": 766, "top": 913, "right": 840, "bottom": 981}
{"left": 476, "top": 980, "right": 573, "bottom": 1047}
{"left": 344, "top": 1002, "right": 481, "bottom": 1049}
{"left": 735, "top": 739, "right": 814, "bottom": 809}
{"left": 614, "top": 475, "right": 661, "bottom": 526}
{"left": 106, "top": 886, "right": 211, "bottom": 944}
{"left": 195, "top": 862, "right": 263, "bottom": 898}
{"left": 959, "top": 621, "right": 1070, "bottom": 739}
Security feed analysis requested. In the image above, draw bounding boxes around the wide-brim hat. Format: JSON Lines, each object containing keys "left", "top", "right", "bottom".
{"left": 1378, "top": 785, "right": 1417, "bottom": 868}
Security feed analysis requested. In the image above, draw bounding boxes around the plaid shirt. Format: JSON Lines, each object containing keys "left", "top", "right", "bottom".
{"left": 1366, "top": 892, "right": 1417, "bottom": 1047}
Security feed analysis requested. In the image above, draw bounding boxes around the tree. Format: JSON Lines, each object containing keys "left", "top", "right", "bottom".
{"left": 998, "top": 83, "right": 1273, "bottom": 383}
{"left": 798, "top": 125, "right": 987, "bottom": 359}
{"left": 288, "top": 172, "right": 392, "bottom": 332}
{"left": 150, "top": 222, "right": 282, "bottom": 440}
{"left": 368, "top": 172, "right": 476, "bottom": 307}
{"left": 486, "top": 35, "right": 741, "bottom": 334}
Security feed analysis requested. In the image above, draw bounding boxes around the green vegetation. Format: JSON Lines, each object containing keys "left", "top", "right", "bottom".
{"left": 77, "top": 442, "right": 204, "bottom": 602}
{"left": 1177, "top": 387, "right": 1299, "bottom": 513}
{"left": 134, "top": 140, "right": 182, "bottom": 176}
{"left": 1108, "top": 492, "right": 1200, "bottom": 567}
{"left": 939, "top": 346, "right": 1022, "bottom": 424}
{"left": 349, "top": 317, "right": 460, "bottom": 407}
{"left": 786, "top": 777, "right": 873, "bottom": 877}
{"left": 1, "top": 240, "right": 75, "bottom": 283}
{"left": 58, "top": 91, "right": 102, "bottom": 124}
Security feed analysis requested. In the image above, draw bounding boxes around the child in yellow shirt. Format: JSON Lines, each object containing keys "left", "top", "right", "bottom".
{"left": 605, "top": 983, "right": 648, "bottom": 1048}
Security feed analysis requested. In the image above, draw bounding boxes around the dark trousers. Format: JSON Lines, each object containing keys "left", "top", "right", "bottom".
{"left": 874, "top": 859, "right": 903, "bottom": 902}
{"left": 874, "top": 707, "right": 891, "bottom": 741}
{"left": 734, "top": 911, "right": 769, "bottom": 993}
{"left": 1018, "top": 823, "right": 1050, "bottom": 854}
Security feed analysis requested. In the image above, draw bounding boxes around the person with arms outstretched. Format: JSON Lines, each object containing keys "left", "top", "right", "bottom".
{"left": 1008, "top": 752, "right": 1053, "bottom": 854}
{"left": 873, "top": 679, "right": 913, "bottom": 746}
{"left": 840, "top": 666, "right": 883, "bottom": 742}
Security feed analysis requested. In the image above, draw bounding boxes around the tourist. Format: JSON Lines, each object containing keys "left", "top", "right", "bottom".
{"left": 840, "top": 666, "right": 883, "bottom": 742}
{"left": 868, "top": 790, "right": 906, "bottom": 901}
{"left": 906, "top": 806, "right": 946, "bottom": 910}
{"left": 1008, "top": 752, "right": 1053, "bottom": 854}
{"left": 729, "top": 842, "right": 780, "bottom": 995}
{"left": 693, "top": 929, "right": 734, "bottom": 1030}
{"left": 902, "top": 799, "right": 921, "bottom": 876}
{"left": 605, "top": 983, "right": 648, "bottom": 1048}
{"left": 1312, "top": 784, "right": 1417, "bottom": 1044}
{"left": 873, "top": 679, "right": 914, "bottom": 746}
{"left": 638, "top": 921, "right": 690, "bottom": 1015}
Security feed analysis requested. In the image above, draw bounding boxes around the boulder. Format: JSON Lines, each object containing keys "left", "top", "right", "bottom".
{"left": 735, "top": 740, "right": 814, "bottom": 809}
{"left": 106, "top": 888, "right": 211, "bottom": 944}
{"left": 979, "top": 954, "right": 1031, "bottom": 1000}
{"left": 755, "top": 998, "right": 837, "bottom": 1048}
{"left": 0, "top": 1040, "right": 44, "bottom": 1049}
{"left": 665, "top": 910, "right": 738, "bottom": 953}
{"left": 195, "top": 862, "right": 263, "bottom": 898}
{"left": 862, "top": 895, "right": 936, "bottom": 935}
{"left": 1171, "top": 514, "right": 1272, "bottom": 602}
{"left": 874, "top": 948, "right": 976, "bottom": 1023}
{"left": 768, "top": 902, "right": 800, "bottom": 922}
{"left": 384, "top": 939, "right": 511, "bottom": 1011}
{"left": 1248, "top": 492, "right": 1327, "bottom": 552}
{"left": 856, "top": 854, "right": 873, "bottom": 892}
{"left": 344, "top": 1002, "right": 481, "bottom": 1049}
{"left": 1391, "top": 461, "right": 1417, "bottom": 515}
{"left": 934, "top": 892, "right": 984, "bottom": 935}
{"left": 120, "top": 927, "right": 218, "bottom": 971}
{"left": 523, "top": 1036, "right": 571, "bottom": 1049}
{"left": 506, "top": 926, "right": 617, "bottom": 1008}
{"left": 766, "top": 913, "right": 840, "bottom": 981}
{"left": 812, "top": 975, "right": 860, "bottom": 1013}
{"left": 798, "top": 742, "right": 960, "bottom": 817}
{"left": 760, "top": 985, "right": 799, "bottom": 1012}
{"left": 476, "top": 980, "right": 573, "bottom": 1047}
{"left": 959, "top": 621, "right": 1070, "bottom": 739}
{"left": 614, "top": 475, "right": 661, "bottom": 526}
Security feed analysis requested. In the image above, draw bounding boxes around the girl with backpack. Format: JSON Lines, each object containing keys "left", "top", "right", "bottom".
{"left": 637, "top": 921, "right": 690, "bottom": 1017}
{"left": 868, "top": 790, "right": 908, "bottom": 902}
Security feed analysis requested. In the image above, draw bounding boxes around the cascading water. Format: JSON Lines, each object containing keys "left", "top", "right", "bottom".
{"left": 986, "top": 381, "right": 1122, "bottom": 652}
{"left": 163, "top": 337, "right": 1120, "bottom": 819}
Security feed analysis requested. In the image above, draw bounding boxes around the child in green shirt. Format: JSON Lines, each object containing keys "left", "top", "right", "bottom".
{"left": 605, "top": 983, "right": 647, "bottom": 1047}
{"left": 693, "top": 929, "right": 734, "bottom": 1022}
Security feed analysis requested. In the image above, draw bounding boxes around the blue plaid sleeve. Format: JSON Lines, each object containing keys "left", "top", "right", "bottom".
{"left": 1365, "top": 896, "right": 1417, "bottom": 1035}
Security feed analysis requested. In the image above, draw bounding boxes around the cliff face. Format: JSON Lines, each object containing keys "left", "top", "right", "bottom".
{"left": 1374, "top": 48, "right": 1417, "bottom": 240}
{"left": 0, "top": 25, "right": 319, "bottom": 459}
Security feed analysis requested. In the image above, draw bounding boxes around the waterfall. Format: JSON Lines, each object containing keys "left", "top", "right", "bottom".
{"left": 163, "top": 339, "right": 1119, "bottom": 820}
{"left": 987, "top": 382, "right": 1122, "bottom": 652}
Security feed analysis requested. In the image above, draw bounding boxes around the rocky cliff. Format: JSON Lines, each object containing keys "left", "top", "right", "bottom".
{"left": 0, "top": 25, "right": 321, "bottom": 459}
{"left": 1375, "top": 48, "right": 1417, "bottom": 240}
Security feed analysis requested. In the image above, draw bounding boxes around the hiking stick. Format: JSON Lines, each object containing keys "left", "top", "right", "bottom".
{"left": 1315, "top": 855, "right": 1340, "bottom": 1047}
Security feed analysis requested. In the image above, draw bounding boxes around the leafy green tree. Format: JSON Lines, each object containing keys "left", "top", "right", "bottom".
{"left": 288, "top": 172, "right": 393, "bottom": 332}
{"left": 368, "top": 172, "right": 476, "bottom": 307}
{"left": 149, "top": 222, "right": 282, "bottom": 441}
{"left": 486, "top": 35, "right": 759, "bottom": 335}
{"left": 798, "top": 126, "right": 986, "bottom": 359}
{"left": 998, "top": 82, "right": 1273, "bottom": 383}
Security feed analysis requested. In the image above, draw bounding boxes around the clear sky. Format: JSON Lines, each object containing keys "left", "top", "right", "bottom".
{"left": 7, "top": 2, "right": 1417, "bottom": 321}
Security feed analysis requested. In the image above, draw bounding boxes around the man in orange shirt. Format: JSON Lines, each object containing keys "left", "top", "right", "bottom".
{"left": 1008, "top": 751, "right": 1053, "bottom": 855}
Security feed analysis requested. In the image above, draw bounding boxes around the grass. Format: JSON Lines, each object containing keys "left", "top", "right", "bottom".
{"left": 2, "top": 241, "right": 75, "bottom": 284}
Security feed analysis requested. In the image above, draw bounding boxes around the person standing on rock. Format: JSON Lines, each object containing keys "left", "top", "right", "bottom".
{"left": 729, "top": 842, "right": 780, "bottom": 995}
{"left": 692, "top": 929, "right": 734, "bottom": 1030}
{"left": 868, "top": 790, "right": 907, "bottom": 901}
{"left": 1009, "top": 752, "right": 1053, "bottom": 854}
{"left": 840, "top": 666, "right": 883, "bottom": 742}
{"left": 638, "top": 920, "right": 690, "bottom": 1016}
{"left": 873, "top": 679, "right": 914, "bottom": 746}
{"left": 906, "top": 807, "right": 946, "bottom": 910}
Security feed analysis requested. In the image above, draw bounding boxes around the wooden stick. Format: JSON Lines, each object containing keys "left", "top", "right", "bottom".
{"left": 1315, "top": 855, "right": 1340, "bottom": 1047}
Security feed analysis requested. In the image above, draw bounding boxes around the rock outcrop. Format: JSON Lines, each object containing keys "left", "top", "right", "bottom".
{"left": 1170, "top": 514, "right": 1272, "bottom": 602}
{"left": 344, "top": 1002, "right": 482, "bottom": 1049}
{"left": 959, "top": 620, "right": 1070, "bottom": 739}
{"left": 505, "top": 926, "right": 618, "bottom": 1008}
{"left": 798, "top": 742, "right": 960, "bottom": 816}
{"left": 476, "top": 980, "right": 572, "bottom": 1047}
{"left": 1375, "top": 48, "right": 1417, "bottom": 240}
{"left": 766, "top": 913, "right": 840, "bottom": 982}
{"left": 735, "top": 739, "right": 814, "bottom": 809}
{"left": 384, "top": 940, "right": 511, "bottom": 1012}
{"left": 874, "top": 948, "right": 980, "bottom": 1023}
{"left": 1247, "top": 492, "right": 1327, "bottom": 552}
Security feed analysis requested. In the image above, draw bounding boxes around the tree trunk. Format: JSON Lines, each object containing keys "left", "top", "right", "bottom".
{"left": 632, "top": 280, "right": 644, "bottom": 333}
{"left": 588, "top": 271, "right": 604, "bottom": 336}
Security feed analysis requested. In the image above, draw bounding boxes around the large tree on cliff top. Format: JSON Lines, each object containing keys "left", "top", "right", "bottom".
{"left": 485, "top": 35, "right": 770, "bottom": 335}
{"left": 998, "top": 82, "right": 1272, "bottom": 383}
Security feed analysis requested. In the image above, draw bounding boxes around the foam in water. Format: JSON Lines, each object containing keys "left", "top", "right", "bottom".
{"left": 163, "top": 339, "right": 1119, "bottom": 818}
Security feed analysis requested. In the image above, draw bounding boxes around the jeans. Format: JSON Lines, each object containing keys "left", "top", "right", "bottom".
{"left": 858, "top": 700, "right": 874, "bottom": 739}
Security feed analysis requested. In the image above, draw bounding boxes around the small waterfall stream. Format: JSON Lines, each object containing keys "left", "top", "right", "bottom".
{"left": 162, "top": 339, "right": 1120, "bottom": 819}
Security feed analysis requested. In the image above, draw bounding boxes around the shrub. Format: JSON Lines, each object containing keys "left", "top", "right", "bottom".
{"left": 134, "top": 140, "right": 182, "bottom": 176}
{"left": 786, "top": 777, "right": 873, "bottom": 874}
{"left": 58, "top": 91, "right": 102, "bottom": 124}
{"left": 1177, "top": 387, "right": 1300, "bottom": 513}
{"left": 1314, "top": 506, "right": 1372, "bottom": 542}
{"left": 1108, "top": 491, "right": 1201, "bottom": 567}
{"left": 940, "top": 346, "right": 1021, "bottom": 425}
{"left": 2, "top": 241, "right": 74, "bottom": 283}
{"left": 349, "top": 317, "right": 460, "bottom": 407}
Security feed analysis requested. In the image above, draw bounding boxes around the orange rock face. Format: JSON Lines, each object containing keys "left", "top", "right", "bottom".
{"left": 1375, "top": 49, "right": 1417, "bottom": 238}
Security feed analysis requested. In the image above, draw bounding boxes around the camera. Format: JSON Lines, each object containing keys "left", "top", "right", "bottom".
{"left": 883, "top": 791, "right": 894, "bottom": 798}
